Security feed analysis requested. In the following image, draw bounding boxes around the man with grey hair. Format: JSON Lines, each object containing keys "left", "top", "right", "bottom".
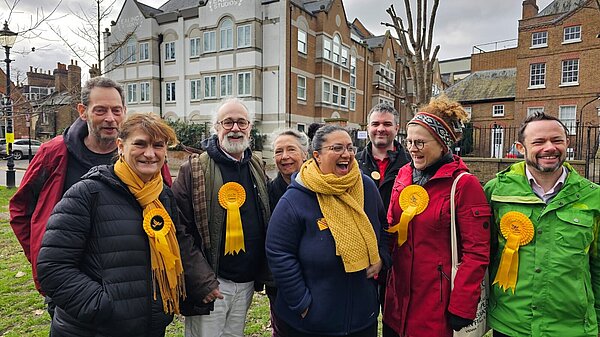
{"left": 11, "top": 76, "right": 139, "bottom": 317}
{"left": 173, "top": 98, "right": 270, "bottom": 337}
{"left": 356, "top": 102, "right": 409, "bottom": 325}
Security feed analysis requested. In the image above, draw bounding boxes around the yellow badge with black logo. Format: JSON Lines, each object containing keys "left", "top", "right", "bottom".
{"left": 493, "top": 211, "right": 534, "bottom": 293}
{"left": 387, "top": 185, "right": 429, "bottom": 247}
{"left": 219, "top": 182, "right": 246, "bottom": 255}
{"left": 317, "top": 218, "right": 328, "bottom": 231}
{"left": 143, "top": 208, "right": 178, "bottom": 268}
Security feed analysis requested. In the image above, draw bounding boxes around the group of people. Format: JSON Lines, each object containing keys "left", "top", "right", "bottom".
{"left": 7, "top": 76, "right": 600, "bottom": 337}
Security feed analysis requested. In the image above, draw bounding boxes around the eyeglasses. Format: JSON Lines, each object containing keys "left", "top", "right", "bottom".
{"left": 402, "top": 139, "right": 431, "bottom": 150}
{"left": 218, "top": 118, "right": 250, "bottom": 130}
{"left": 316, "top": 144, "right": 357, "bottom": 155}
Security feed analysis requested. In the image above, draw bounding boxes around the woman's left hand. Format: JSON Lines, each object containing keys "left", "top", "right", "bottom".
{"left": 366, "top": 260, "right": 382, "bottom": 279}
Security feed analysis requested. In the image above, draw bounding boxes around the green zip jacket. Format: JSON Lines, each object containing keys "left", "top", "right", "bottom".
{"left": 484, "top": 162, "right": 600, "bottom": 337}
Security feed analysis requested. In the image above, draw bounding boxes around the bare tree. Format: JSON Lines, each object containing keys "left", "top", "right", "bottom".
{"left": 383, "top": 0, "right": 440, "bottom": 107}
{"left": 46, "top": 0, "right": 136, "bottom": 76}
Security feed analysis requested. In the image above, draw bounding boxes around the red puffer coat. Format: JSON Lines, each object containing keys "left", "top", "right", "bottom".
{"left": 383, "top": 156, "right": 491, "bottom": 337}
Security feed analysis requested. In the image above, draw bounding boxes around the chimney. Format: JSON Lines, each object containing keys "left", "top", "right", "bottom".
{"left": 522, "top": 0, "right": 538, "bottom": 19}
{"left": 68, "top": 59, "right": 82, "bottom": 99}
{"left": 54, "top": 62, "right": 69, "bottom": 93}
{"left": 89, "top": 64, "right": 101, "bottom": 78}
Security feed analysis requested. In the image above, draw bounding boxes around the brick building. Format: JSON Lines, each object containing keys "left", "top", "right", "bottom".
{"left": 0, "top": 68, "right": 31, "bottom": 140}
{"left": 446, "top": 0, "right": 600, "bottom": 158}
{"left": 104, "top": 0, "right": 430, "bottom": 156}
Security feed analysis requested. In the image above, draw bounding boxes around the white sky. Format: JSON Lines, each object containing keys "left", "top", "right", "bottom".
{"left": 1, "top": 0, "right": 554, "bottom": 83}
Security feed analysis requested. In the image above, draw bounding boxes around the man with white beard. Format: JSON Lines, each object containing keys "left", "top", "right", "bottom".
{"left": 172, "top": 98, "right": 270, "bottom": 337}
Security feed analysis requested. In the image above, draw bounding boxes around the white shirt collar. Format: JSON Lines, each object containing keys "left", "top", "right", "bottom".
{"left": 525, "top": 166, "right": 568, "bottom": 203}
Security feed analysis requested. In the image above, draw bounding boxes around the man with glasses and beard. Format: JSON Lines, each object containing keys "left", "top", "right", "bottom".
{"left": 173, "top": 98, "right": 270, "bottom": 337}
{"left": 484, "top": 112, "right": 600, "bottom": 337}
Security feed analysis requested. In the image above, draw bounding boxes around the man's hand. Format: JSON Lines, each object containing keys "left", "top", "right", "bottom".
{"left": 366, "top": 260, "right": 383, "bottom": 279}
{"left": 202, "top": 288, "right": 223, "bottom": 303}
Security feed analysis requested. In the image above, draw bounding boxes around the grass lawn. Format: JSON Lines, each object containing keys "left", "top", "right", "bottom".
{"left": 0, "top": 186, "right": 271, "bottom": 336}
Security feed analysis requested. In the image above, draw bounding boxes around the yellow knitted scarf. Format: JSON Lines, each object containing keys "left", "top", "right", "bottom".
{"left": 114, "top": 158, "right": 185, "bottom": 314}
{"left": 299, "top": 158, "right": 380, "bottom": 272}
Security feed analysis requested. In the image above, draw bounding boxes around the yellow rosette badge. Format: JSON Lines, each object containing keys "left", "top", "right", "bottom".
{"left": 493, "top": 211, "right": 534, "bottom": 293}
{"left": 219, "top": 182, "right": 246, "bottom": 255}
{"left": 387, "top": 185, "right": 429, "bottom": 246}
{"left": 143, "top": 208, "right": 178, "bottom": 270}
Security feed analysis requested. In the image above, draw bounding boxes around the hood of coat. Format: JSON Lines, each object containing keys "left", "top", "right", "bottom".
{"left": 64, "top": 117, "right": 117, "bottom": 168}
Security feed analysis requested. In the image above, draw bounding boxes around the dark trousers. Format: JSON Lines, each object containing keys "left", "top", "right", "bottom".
{"left": 493, "top": 331, "right": 512, "bottom": 337}
{"left": 382, "top": 321, "right": 399, "bottom": 337}
{"left": 277, "top": 318, "right": 377, "bottom": 337}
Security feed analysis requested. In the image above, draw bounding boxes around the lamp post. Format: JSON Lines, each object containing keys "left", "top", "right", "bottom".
{"left": 0, "top": 21, "right": 17, "bottom": 188}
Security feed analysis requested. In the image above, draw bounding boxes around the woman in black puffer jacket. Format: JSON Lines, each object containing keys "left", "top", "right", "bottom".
{"left": 37, "top": 113, "right": 220, "bottom": 337}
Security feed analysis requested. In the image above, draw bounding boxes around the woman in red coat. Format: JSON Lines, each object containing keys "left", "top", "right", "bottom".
{"left": 383, "top": 96, "right": 491, "bottom": 337}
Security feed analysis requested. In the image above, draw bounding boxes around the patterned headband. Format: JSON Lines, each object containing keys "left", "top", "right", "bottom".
{"left": 408, "top": 112, "right": 458, "bottom": 150}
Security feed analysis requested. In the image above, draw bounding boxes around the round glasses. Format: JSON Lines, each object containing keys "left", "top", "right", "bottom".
{"left": 316, "top": 144, "right": 357, "bottom": 154}
{"left": 402, "top": 139, "right": 432, "bottom": 150}
{"left": 218, "top": 118, "right": 250, "bottom": 130}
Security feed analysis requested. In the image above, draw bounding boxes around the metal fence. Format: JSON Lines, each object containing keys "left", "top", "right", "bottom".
{"left": 458, "top": 124, "right": 600, "bottom": 183}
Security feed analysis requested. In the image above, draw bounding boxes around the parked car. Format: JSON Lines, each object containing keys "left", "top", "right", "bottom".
{"left": 0, "top": 139, "right": 42, "bottom": 160}
{"left": 506, "top": 142, "right": 524, "bottom": 159}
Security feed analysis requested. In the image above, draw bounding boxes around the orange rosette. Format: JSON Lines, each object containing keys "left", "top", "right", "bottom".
{"left": 387, "top": 185, "right": 429, "bottom": 246}
{"left": 218, "top": 182, "right": 247, "bottom": 255}
{"left": 493, "top": 211, "right": 534, "bottom": 293}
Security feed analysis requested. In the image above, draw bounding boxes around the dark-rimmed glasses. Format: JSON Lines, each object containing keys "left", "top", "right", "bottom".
{"left": 217, "top": 118, "right": 250, "bottom": 130}
{"left": 315, "top": 144, "right": 357, "bottom": 154}
{"left": 402, "top": 139, "right": 432, "bottom": 150}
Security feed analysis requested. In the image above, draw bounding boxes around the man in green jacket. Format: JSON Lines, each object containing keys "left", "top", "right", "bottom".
{"left": 484, "top": 112, "right": 600, "bottom": 337}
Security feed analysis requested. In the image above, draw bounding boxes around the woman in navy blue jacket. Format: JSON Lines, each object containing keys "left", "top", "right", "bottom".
{"left": 266, "top": 125, "right": 390, "bottom": 337}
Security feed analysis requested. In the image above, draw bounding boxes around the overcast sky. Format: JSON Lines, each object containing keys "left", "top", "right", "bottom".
{"left": 1, "top": 0, "right": 554, "bottom": 83}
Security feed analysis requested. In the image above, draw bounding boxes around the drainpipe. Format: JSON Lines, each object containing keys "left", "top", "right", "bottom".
{"left": 158, "top": 33, "right": 164, "bottom": 118}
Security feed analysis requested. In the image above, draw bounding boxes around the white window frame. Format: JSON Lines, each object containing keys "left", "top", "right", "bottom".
{"left": 190, "top": 37, "right": 201, "bottom": 58}
{"left": 127, "top": 83, "right": 137, "bottom": 103}
{"left": 126, "top": 39, "right": 137, "bottom": 63}
{"left": 204, "top": 31, "right": 216, "bottom": 52}
{"left": 559, "top": 105, "right": 577, "bottom": 135}
{"left": 220, "top": 19, "right": 233, "bottom": 50}
{"left": 323, "top": 81, "right": 331, "bottom": 102}
{"left": 332, "top": 35, "right": 341, "bottom": 64}
{"left": 237, "top": 72, "right": 251, "bottom": 96}
{"left": 560, "top": 59, "right": 579, "bottom": 86}
{"left": 332, "top": 84, "right": 339, "bottom": 105}
{"left": 563, "top": 25, "right": 581, "bottom": 43}
{"left": 297, "top": 75, "right": 306, "bottom": 100}
{"left": 190, "top": 79, "right": 201, "bottom": 101}
{"left": 492, "top": 104, "right": 505, "bottom": 117}
{"left": 220, "top": 73, "right": 233, "bottom": 97}
{"left": 165, "top": 41, "right": 176, "bottom": 61}
{"left": 341, "top": 47, "right": 348, "bottom": 67}
{"left": 140, "top": 82, "right": 150, "bottom": 103}
{"left": 323, "top": 38, "right": 332, "bottom": 60}
{"left": 529, "top": 63, "right": 546, "bottom": 89}
{"left": 349, "top": 91, "right": 356, "bottom": 111}
{"left": 340, "top": 87, "right": 347, "bottom": 107}
{"left": 165, "top": 82, "right": 176, "bottom": 102}
{"left": 204, "top": 76, "right": 217, "bottom": 99}
{"left": 297, "top": 29, "right": 307, "bottom": 54}
{"left": 350, "top": 56, "right": 357, "bottom": 88}
{"left": 531, "top": 31, "right": 548, "bottom": 48}
{"left": 139, "top": 42, "right": 149, "bottom": 61}
{"left": 527, "top": 107, "right": 544, "bottom": 117}
{"left": 237, "top": 24, "right": 251, "bottom": 48}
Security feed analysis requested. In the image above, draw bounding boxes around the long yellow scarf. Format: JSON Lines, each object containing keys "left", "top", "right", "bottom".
{"left": 114, "top": 158, "right": 185, "bottom": 314}
{"left": 299, "top": 158, "right": 380, "bottom": 272}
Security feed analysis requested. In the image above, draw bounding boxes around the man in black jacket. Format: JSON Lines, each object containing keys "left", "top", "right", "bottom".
{"left": 356, "top": 103, "right": 409, "bottom": 326}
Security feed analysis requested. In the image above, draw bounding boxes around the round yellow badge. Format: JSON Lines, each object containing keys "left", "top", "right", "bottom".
{"left": 143, "top": 208, "right": 173, "bottom": 238}
{"left": 399, "top": 185, "right": 429, "bottom": 214}
{"left": 500, "top": 211, "right": 534, "bottom": 245}
{"left": 371, "top": 171, "right": 381, "bottom": 180}
{"left": 218, "top": 182, "right": 246, "bottom": 208}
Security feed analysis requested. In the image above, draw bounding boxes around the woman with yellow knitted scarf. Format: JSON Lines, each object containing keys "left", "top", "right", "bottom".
{"left": 266, "top": 125, "right": 389, "bottom": 337}
{"left": 37, "top": 113, "right": 219, "bottom": 337}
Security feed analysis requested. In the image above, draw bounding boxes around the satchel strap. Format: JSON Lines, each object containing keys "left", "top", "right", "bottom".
{"left": 450, "top": 172, "right": 470, "bottom": 288}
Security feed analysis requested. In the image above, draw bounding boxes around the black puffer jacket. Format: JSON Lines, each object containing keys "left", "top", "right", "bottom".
{"left": 37, "top": 165, "right": 175, "bottom": 337}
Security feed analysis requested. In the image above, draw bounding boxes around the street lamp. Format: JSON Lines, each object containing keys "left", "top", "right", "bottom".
{"left": 0, "top": 21, "right": 17, "bottom": 188}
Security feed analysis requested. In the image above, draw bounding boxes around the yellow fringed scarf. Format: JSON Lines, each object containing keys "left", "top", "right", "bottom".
{"left": 299, "top": 158, "right": 380, "bottom": 272}
{"left": 114, "top": 158, "right": 185, "bottom": 314}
